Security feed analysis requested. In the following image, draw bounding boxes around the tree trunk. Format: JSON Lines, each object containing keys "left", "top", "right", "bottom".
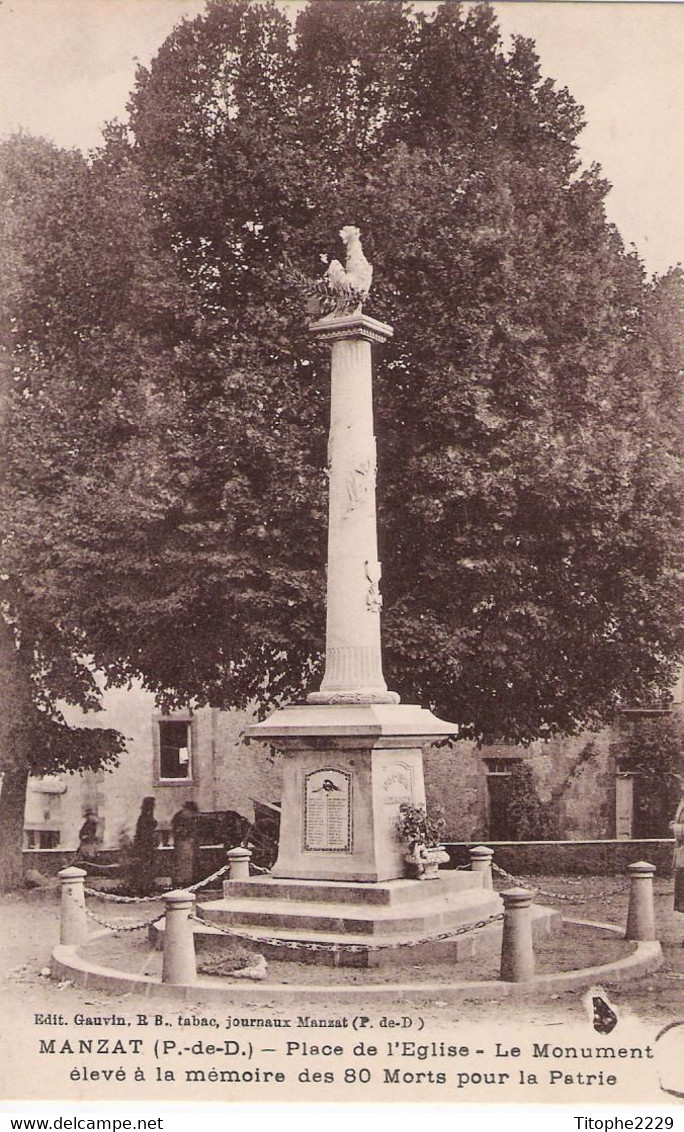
{"left": 0, "top": 616, "right": 32, "bottom": 890}
{"left": 0, "top": 762, "right": 29, "bottom": 889}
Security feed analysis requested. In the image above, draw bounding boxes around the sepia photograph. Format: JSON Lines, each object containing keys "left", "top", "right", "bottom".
{"left": 0, "top": 0, "right": 682, "bottom": 1117}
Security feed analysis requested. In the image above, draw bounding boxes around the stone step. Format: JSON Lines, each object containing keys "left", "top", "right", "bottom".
{"left": 221, "top": 871, "right": 481, "bottom": 906}
{"left": 150, "top": 909, "right": 502, "bottom": 969}
{"left": 198, "top": 918, "right": 499, "bottom": 949}
{"left": 149, "top": 902, "right": 561, "bottom": 969}
{"left": 197, "top": 906, "right": 509, "bottom": 969}
{"left": 199, "top": 888, "right": 502, "bottom": 937}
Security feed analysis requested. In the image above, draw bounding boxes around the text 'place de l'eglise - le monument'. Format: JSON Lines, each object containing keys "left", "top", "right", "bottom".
{"left": 195, "top": 227, "right": 519, "bottom": 966}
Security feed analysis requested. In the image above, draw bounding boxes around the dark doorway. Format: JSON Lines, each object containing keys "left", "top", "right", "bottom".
{"left": 485, "top": 759, "right": 522, "bottom": 840}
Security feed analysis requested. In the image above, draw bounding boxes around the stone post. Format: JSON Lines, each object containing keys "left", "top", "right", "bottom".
{"left": 227, "top": 846, "right": 252, "bottom": 881}
{"left": 58, "top": 866, "right": 88, "bottom": 945}
{"left": 307, "top": 314, "right": 398, "bottom": 705}
{"left": 469, "top": 845, "right": 494, "bottom": 890}
{"left": 625, "top": 861, "right": 657, "bottom": 941}
{"left": 162, "top": 890, "right": 197, "bottom": 985}
{"left": 500, "top": 888, "right": 535, "bottom": 982}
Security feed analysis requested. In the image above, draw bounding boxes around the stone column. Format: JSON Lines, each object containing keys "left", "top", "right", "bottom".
{"left": 307, "top": 314, "right": 398, "bottom": 705}
{"left": 58, "top": 866, "right": 88, "bottom": 945}
{"left": 625, "top": 860, "right": 657, "bottom": 941}
{"left": 469, "top": 845, "right": 494, "bottom": 890}
{"left": 162, "top": 890, "right": 197, "bottom": 985}
{"left": 500, "top": 888, "right": 535, "bottom": 982}
{"left": 245, "top": 258, "right": 458, "bottom": 884}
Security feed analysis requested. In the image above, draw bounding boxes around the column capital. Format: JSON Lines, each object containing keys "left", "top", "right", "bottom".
{"left": 164, "top": 889, "right": 196, "bottom": 907}
{"left": 58, "top": 866, "right": 87, "bottom": 881}
{"left": 627, "top": 860, "right": 656, "bottom": 877}
{"left": 501, "top": 887, "right": 535, "bottom": 908}
{"left": 309, "top": 313, "right": 393, "bottom": 344}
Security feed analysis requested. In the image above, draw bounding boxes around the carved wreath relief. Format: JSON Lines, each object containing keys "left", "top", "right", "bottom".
{"left": 344, "top": 453, "right": 377, "bottom": 517}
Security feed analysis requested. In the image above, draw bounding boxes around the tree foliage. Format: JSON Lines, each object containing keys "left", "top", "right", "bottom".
{"left": 0, "top": 136, "right": 129, "bottom": 883}
{"left": 1, "top": 1, "right": 682, "bottom": 762}
{"left": 499, "top": 762, "right": 555, "bottom": 841}
{"left": 0, "top": 137, "right": 122, "bottom": 750}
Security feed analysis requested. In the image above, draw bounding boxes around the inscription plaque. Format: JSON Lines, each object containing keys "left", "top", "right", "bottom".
{"left": 304, "top": 768, "right": 352, "bottom": 852}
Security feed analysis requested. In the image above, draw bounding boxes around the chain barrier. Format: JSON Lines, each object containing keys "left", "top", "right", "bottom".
{"left": 491, "top": 861, "right": 538, "bottom": 890}
{"left": 77, "top": 859, "right": 262, "bottom": 932}
{"left": 83, "top": 887, "right": 163, "bottom": 904}
{"left": 83, "top": 906, "right": 165, "bottom": 933}
{"left": 79, "top": 876, "right": 504, "bottom": 947}
{"left": 187, "top": 863, "right": 231, "bottom": 892}
{"left": 189, "top": 911, "right": 504, "bottom": 954}
{"left": 82, "top": 861, "right": 231, "bottom": 904}
{"left": 249, "top": 863, "right": 272, "bottom": 875}
{"left": 491, "top": 862, "right": 628, "bottom": 904}
{"left": 64, "top": 889, "right": 163, "bottom": 933}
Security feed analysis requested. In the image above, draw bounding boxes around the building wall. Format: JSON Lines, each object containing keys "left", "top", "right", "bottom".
{"left": 423, "top": 728, "right": 616, "bottom": 843}
{"left": 24, "top": 676, "right": 682, "bottom": 851}
{"left": 424, "top": 696, "right": 682, "bottom": 844}
{"left": 211, "top": 711, "right": 282, "bottom": 820}
{"left": 422, "top": 741, "right": 485, "bottom": 842}
{"left": 23, "top": 681, "right": 281, "bottom": 850}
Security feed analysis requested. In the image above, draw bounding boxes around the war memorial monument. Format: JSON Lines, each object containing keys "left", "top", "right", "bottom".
{"left": 198, "top": 229, "right": 504, "bottom": 964}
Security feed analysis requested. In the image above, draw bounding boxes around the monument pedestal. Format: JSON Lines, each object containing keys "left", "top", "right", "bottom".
{"left": 196, "top": 701, "right": 512, "bottom": 967}
{"left": 246, "top": 702, "right": 456, "bottom": 882}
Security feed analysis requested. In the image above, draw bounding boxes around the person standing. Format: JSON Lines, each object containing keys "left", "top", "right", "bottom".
{"left": 171, "top": 800, "right": 200, "bottom": 888}
{"left": 76, "top": 809, "right": 99, "bottom": 864}
{"left": 130, "top": 796, "right": 158, "bottom": 895}
{"left": 670, "top": 795, "right": 684, "bottom": 921}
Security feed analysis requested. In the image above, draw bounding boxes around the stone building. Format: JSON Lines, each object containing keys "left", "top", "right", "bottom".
{"left": 424, "top": 729, "right": 616, "bottom": 843}
{"left": 23, "top": 681, "right": 279, "bottom": 852}
{"left": 424, "top": 672, "right": 683, "bottom": 843}
{"left": 23, "top": 674, "right": 682, "bottom": 853}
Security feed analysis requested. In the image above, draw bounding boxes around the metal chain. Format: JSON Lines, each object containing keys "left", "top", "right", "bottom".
{"left": 492, "top": 861, "right": 586, "bottom": 902}
{"left": 82, "top": 861, "right": 231, "bottom": 904}
{"left": 534, "top": 882, "right": 627, "bottom": 902}
{"left": 491, "top": 862, "right": 628, "bottom": 903}
{"left": 187, "top": 863, "right": 230, "bottom": 892}
{"left": 189, "top": 911, "right": 504, "bottom": 954}
{"left": 491, "top": 861, "right": 538, "bottom": 890}
{"left": 63, "top": 888, "right": 163, "bottom": 933}
{"left": 83, "top": 905, "right": 165, "bottom": 932}
{"left": 83, "top": 887, "right": 163, "bottom": 904}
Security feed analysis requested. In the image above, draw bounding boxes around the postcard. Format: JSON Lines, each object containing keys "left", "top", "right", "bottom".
{"left": 0, "top": 0, "right": 682, "bottom": 1115}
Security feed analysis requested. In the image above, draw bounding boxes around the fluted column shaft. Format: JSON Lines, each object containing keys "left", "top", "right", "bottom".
{"left": 307, "top": 314, "right": 397, "bottom": 704}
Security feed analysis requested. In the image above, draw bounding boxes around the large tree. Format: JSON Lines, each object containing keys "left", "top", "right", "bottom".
{"left": 1, "top": 0, "right": 681, "bottom": 878}
{"left": 0, "top": 135, "right": 135, "bottom": 885}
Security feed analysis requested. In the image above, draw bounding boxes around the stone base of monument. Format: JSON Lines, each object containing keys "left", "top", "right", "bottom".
{"left": 194, "top": 874, "right": 546, "bottom": 968}
{"left": 231, "top": 704, "right": 561, "bottom": 966}
{"left": 245, "top": 702, "right": 467, "bottom": 883}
